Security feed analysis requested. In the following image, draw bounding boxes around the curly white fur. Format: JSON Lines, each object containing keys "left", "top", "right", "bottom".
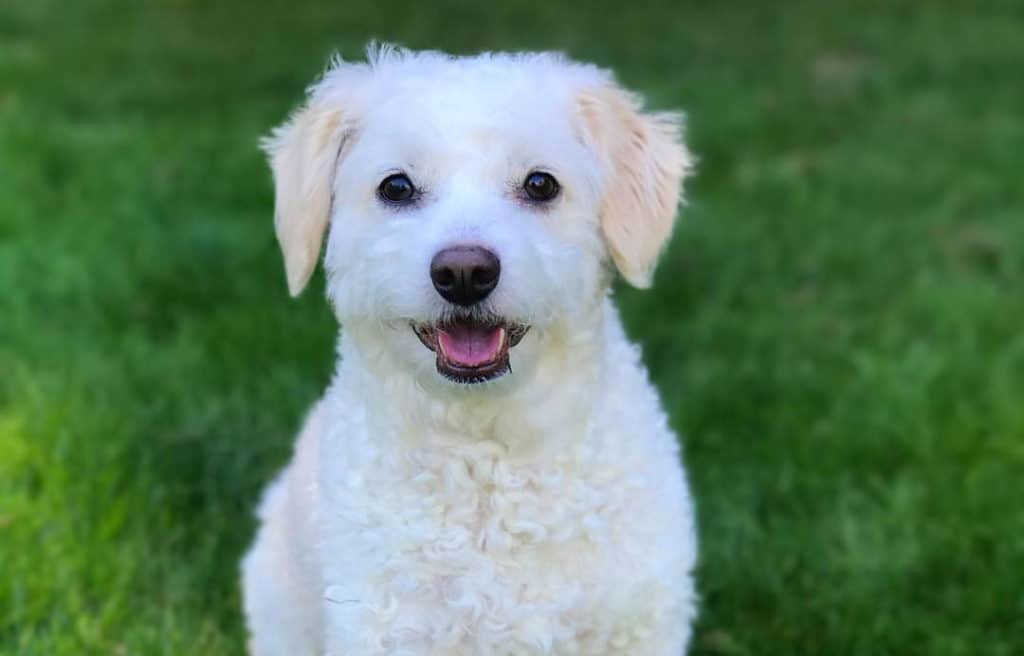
{"left": 242, "top": 45, "right": 697, "bottom": 656}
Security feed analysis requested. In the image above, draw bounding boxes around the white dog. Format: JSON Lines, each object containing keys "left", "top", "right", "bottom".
{"left": 241, "top": 45, "right": 697, "bottom": 656}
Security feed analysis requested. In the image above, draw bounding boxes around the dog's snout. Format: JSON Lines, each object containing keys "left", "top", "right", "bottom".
{"left": 430, "top": 246, "right": 500, "bottom": 306}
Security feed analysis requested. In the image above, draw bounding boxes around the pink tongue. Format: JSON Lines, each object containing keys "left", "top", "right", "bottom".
{"left": 438, "top": 325, "right": 504, "bottom": 367}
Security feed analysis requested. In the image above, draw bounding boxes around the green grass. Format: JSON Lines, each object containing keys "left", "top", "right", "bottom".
{"left": 2, "top": 1, "right": 1023, "bottom": 653}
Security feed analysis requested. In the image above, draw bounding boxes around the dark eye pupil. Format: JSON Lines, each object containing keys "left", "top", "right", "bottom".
{"left": 379, "top": 174, "right": 415, "bottom": 202}
{"left": 524, "top": 172, "right": 559, "bottom": 201}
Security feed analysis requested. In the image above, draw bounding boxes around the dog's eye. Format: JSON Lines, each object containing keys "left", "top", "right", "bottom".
{"left": 378, "top": 174, "right": 416, "bottom": 203}
{"left": 523, "top": 171, "right": 560, "bottom": 202}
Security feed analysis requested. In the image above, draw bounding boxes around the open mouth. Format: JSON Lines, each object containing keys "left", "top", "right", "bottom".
{"left": 413, "top": 318, "right": 529, "bottom": 384}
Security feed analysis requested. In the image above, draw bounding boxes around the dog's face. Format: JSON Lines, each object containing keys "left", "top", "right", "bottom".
{"left": 265, "top": 48, "right": 690, "bottom": 389}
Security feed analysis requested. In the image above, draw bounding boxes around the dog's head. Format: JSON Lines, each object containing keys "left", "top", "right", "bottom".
{"left": 265, "top": 46, "right": 691, "bottom": 389}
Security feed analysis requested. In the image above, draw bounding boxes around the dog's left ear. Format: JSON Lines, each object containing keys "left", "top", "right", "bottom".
{"left": 578, "top": 83, "right": 693, "bottom": 288}
{"left": 263, "top": 95, "right": 350, "bottom": 296}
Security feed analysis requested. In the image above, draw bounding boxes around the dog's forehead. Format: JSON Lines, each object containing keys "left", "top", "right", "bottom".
{"left": 345, "top": 91, "right": 583, "bottom": 180}
{"left": 365, "top": 73, "right": 576, "bottom": 139}
{"left": 327, "top": 53, "right": 612, "bottom": 184}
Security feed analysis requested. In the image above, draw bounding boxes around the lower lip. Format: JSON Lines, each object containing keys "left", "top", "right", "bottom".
{"left": 435, "top": 356, "right": 510, "bottom": 384}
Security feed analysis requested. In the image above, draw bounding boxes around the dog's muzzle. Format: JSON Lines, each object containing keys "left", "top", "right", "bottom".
{"left": 419, "top": 245, "right": 528, "bottom": 383}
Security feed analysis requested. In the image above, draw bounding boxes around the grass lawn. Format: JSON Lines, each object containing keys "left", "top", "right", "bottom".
{"left": 2, "top": 1, "right": 1023, "bottom": 653}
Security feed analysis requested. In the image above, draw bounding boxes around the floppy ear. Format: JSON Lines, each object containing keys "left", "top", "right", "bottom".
{"left": 578, "top": 84, "right": 692, "bottom": 288}
{"left": 263, "top": 96, "right": 349, "bottom": 296}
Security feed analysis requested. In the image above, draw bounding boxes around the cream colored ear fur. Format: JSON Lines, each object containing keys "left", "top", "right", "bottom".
{"left": 578, "top": 84, "right": 692, "bottom": 288}
{"left": 263, "top": 98, "right": 349, "bottom": 296}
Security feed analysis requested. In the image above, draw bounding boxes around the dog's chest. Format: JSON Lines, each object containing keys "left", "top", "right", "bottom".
{"left": 321, "top": 440, "right": 672, "bottom": 654}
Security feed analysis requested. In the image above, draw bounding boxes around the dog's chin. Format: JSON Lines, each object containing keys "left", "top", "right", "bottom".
{"left": 412, "top": 317, "right": 530, "bottom": 385}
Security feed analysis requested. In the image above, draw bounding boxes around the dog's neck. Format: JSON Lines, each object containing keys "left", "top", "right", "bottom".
{"left": 331, "top": 299, "right": 619, "bottom": 458}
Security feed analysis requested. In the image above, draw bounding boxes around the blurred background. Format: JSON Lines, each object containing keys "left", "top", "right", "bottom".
{"left": 1, "top": 1, "right": 1022, "bottom": 653}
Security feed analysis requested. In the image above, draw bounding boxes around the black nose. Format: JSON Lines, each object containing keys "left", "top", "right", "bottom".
{"left": 430, "top": 246, "right": 500, "bottom": 306}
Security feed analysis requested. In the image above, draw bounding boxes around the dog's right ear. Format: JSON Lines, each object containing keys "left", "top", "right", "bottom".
{"left": 263, "top": 93, "right": 351, "bottom": 296}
